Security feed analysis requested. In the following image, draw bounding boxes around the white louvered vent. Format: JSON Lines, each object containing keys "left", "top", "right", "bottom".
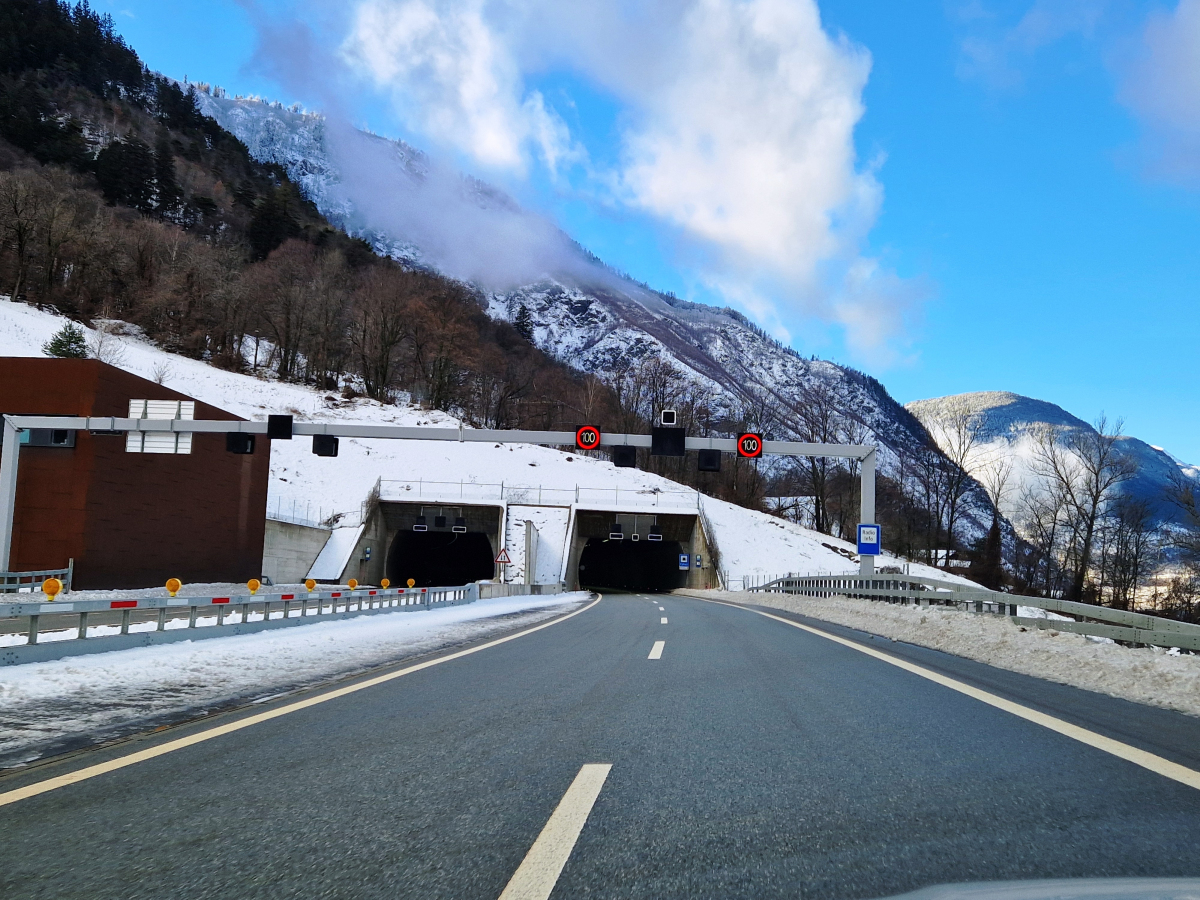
{"left": 125, "top": 399, "right": 195, "bottom": 454}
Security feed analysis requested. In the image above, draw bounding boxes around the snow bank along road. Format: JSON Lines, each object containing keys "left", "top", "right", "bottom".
{"left": 2, "top": 595, "right": 1200, "bottom": 900}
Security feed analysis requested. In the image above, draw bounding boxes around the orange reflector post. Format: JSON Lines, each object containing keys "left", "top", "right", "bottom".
{"left": 348, "top": 579, "right": 358, "bottom": 590}
{"left": 380, "top": 578, "right": 391, "bottom": 589}
{"left": 165, "top": 578, "right": 181, "bottom": 597}
{"left": 247, "top": 579, "right": 261, "bottom": 595}
{"left": 42, "top": 578, "right": 62, "bottom": 600}
{"left": 407, "top": 578, "right": 416, "bottom": 588}
{"left": 305, "top": 578, "right": 316, "bottom": 592}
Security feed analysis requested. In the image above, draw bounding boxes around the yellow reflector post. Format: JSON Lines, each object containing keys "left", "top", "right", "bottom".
{"left": 380, "top": 578, "right": 391, "bottom": 589}
{"left": 165, "top": 578, "right": 181, "bottom": 597}
{"left": 407, "top": 578, "right": 416, "bottom": 588}
{"left": 348, "top": 579, "right": 358, "bottom": 590}
{"left": 247, "top": 579, "right": 260, "bottom": 595}
{"left": 42, "top": 578, "right": 62, "bottom": 600}
{"left": 305, "top": 579, "right": 316, "bottom": 592}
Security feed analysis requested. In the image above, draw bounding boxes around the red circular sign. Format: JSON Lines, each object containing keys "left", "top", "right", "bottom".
{"left": 737, "top": 433, "right": 763, "bottom": 458}
{"left": 575, "top": 425, "right": 601, "bottom": 450}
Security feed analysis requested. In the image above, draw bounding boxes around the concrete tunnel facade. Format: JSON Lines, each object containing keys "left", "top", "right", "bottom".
{"left": 305, "top": 499, "right": 718, "bottom": 593}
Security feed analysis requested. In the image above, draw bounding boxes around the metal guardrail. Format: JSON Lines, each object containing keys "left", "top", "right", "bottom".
{"left": 751, "top": 574, "right": 1200, "bottom": 653}
{"left": 0, "top": 581, "right": 568, "bottom": 666}
{"left": 0, "top": 560, "right": 72, "bottom": 594}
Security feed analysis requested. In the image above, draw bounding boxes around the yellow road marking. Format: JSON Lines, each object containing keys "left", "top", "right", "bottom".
{"left": 498, "top": 763, "right": 611, "bottom": 900}
{"left": 0, "top": 596, "right": 602, "bottom": 808}
{"left": 700, "top": 598, "right": 1200, "bottom": 792}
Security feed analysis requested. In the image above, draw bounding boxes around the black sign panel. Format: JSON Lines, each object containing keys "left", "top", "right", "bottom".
{"left": 312, "top": 434, "right": 339, "bottom": 457}
{"left": 611, "top": 445, "right": 637, "bottom": 468}
{"left": 575, "top": 425, "right": 601, "bottom": 450}
{"left": 651, "top": 427, "right": 686, "bottom": 457}
{"left": 737, "top": 433, "right": 763, "bottom": 458}
{"left": 267, "top": 414, "right": 293, "bottom": 439}
{"left": 697, "top": 448, "right": 722, "bottom": 472}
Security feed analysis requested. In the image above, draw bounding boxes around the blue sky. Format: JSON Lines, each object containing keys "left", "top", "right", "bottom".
{"left": 103, "top": 1, "right": 1200, "bottom": 461}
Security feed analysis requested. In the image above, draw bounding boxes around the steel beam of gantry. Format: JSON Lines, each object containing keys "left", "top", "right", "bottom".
{"left": 0, "top": 415, "right": 880, "bottom": 575}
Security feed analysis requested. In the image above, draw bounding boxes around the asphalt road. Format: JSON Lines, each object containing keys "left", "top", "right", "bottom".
{"left": 2, "top": 592, "right": 1200, "bottom": 900}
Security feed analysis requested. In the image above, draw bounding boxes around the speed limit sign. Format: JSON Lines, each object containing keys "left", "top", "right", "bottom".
{"left": 737, "top": 433, "right": 763, "bottom": 458}
{"left": 575, "top": 425, "right": 601, "bottom": 451}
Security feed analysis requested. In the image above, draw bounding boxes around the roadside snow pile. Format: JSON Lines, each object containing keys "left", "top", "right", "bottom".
{"left": 682, "top": 590, "right": 1200, "bottom": 718}
{"left": 0, "top": 299, "right": 959, "bottom": 582}
{"left": 0, "top": 592, "right": 589, "bottom": 767}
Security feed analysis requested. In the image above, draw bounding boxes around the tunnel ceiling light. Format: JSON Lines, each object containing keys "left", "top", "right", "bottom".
{"left": 413, "top": 516, "right": 428, "bottom": 532}
{"left": 648, "top": 525, "right": 663, "bottom": 542}
{"left": 434, "top": 515, "right": 447, "bottom": 528}
{"left": 452, "top": 516, "right": 467, "bottom": 534}
{"left": 631, "top": 532, "right": 640, "bottom": 541}
{"left": 609, "top": 523, "right": 624, "bottom": 540}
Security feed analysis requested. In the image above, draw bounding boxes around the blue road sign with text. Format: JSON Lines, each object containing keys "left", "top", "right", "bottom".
{"left": 857, "top": 524, "right": 881, "bottom": 556}
{"left": 679, "top": 553, "right": 690, "bottom": 570}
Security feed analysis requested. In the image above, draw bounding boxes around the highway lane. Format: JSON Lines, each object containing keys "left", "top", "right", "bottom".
{"left": 2, "top": 593, "right": 1200, "bottom": 899}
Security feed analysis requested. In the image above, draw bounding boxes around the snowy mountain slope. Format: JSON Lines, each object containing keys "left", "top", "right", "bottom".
{"left": 0, "top": 300, "right": 964, "bottom": 583}
{"left": 907, "top": 391, "right": 1196, "bottom": 527}
{"left": 191, "top": 93, "right": 950, "bottom": 501}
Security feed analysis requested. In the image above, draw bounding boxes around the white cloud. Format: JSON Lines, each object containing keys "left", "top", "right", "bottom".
{"left": 1117, "top": 0, "right": 1200, "bottom": 183}
{"left": 337, "top": 0, "right": 916, "bottom": 359}
{"left": 344, "top": 0, "right": 574, "bottom": 173}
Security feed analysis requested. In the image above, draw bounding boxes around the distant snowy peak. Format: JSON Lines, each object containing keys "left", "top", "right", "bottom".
{"left": 908, "top": 391, "right": 1196, "bottom": 525}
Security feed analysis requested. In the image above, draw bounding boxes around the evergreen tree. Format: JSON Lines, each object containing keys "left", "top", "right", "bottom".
{"left": 247, "top": 187, "right": 298, "bottom": 260}
{"left": 95, "top": 136, "right": 156, "bottom": 211}
{"left": 153, "top": 133, "right": 182, "bottom": 218}
{"left": 514, "top": 304, "right": 534, "bottom": 341}
{"left": 42, "top": 322, "right": 88, "bottom": 358}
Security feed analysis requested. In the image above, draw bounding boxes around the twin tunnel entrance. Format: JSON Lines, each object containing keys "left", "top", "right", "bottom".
{"left": 371, "top": 503, "right": 709, "bottom": 593}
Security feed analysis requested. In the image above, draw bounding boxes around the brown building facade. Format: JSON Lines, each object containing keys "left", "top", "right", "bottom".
{"left": 0, "top": 359, "right": 269, "bottom": 589}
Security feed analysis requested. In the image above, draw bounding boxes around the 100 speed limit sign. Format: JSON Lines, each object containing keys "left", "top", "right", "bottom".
{"left": 737, "top": 433, "right": 763, "bottom": 458}
{"left": 575, "top": 425, "right": 601, "bottom": 450}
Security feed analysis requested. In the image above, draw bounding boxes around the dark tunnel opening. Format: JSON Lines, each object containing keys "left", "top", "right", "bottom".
{"left": 386, "top": 531, "right": 495, "bottom": 588}
{"left": 578, "top": 538, "right": 687, "bottom": 593}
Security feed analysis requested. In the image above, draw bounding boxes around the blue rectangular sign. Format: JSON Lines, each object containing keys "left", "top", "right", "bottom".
{"left": 857, "top": 524, "right": 881, "bottom": 556}
{"left": 679, "top": 553, "right": 690, "bottom": 570}
{"left": 694, "top": 554, "right": 703, "bottom": 568}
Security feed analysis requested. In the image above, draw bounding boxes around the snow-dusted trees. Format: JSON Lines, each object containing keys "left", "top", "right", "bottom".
{"left": 1020, "top": 416, "right": 1139, "bottom": 602}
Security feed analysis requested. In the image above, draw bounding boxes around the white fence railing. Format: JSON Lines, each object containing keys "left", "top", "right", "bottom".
{"left": 378, "top": 480, "right": 702, "bottom": 509}
{"left": 749, "top": 574, "right": 1200, "bottom": 653}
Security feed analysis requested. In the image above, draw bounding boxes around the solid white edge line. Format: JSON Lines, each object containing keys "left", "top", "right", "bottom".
{"left": 648, "top": 640, "right": 665, "bottom": 660}
{"left": 696, "top": 597, "right": 1200, "bottom": 792}
{"left": 0, "top": 595, "right": 604, "bottom": 808}
{"left": 497, "top": 763, "right": 612, "bottom": 900}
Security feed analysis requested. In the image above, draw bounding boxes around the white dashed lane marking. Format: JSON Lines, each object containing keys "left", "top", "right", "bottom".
{"left": 498, "top": 763, "right": 612, "bottom": 900}
{"left": 661, "top": 617, "right": 668, "bottom": 624}
{"left": 648, "top": 640, "right": 665, "bottom": 660}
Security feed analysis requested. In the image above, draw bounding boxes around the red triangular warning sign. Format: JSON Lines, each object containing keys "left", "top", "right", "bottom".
{"left": 494, "top": 548, "right": 512, "bottom": 564}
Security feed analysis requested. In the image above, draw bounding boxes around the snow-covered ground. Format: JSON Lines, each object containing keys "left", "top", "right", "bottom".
{"left": 0, "top": 591, "right": 590, "bottom": 768}
{"left": 684, "top": 590, "right": 1200, "bottom": 718}
{"left": 0, "top": 299, "right": 962, "bottom": 583}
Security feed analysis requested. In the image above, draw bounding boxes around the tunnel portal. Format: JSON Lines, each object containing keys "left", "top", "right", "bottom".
{"left": 386, "top": 531, "right": 495, "bottom": 588}
{"left": 577, "top": 538, "right": 687, "bottom": 593}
